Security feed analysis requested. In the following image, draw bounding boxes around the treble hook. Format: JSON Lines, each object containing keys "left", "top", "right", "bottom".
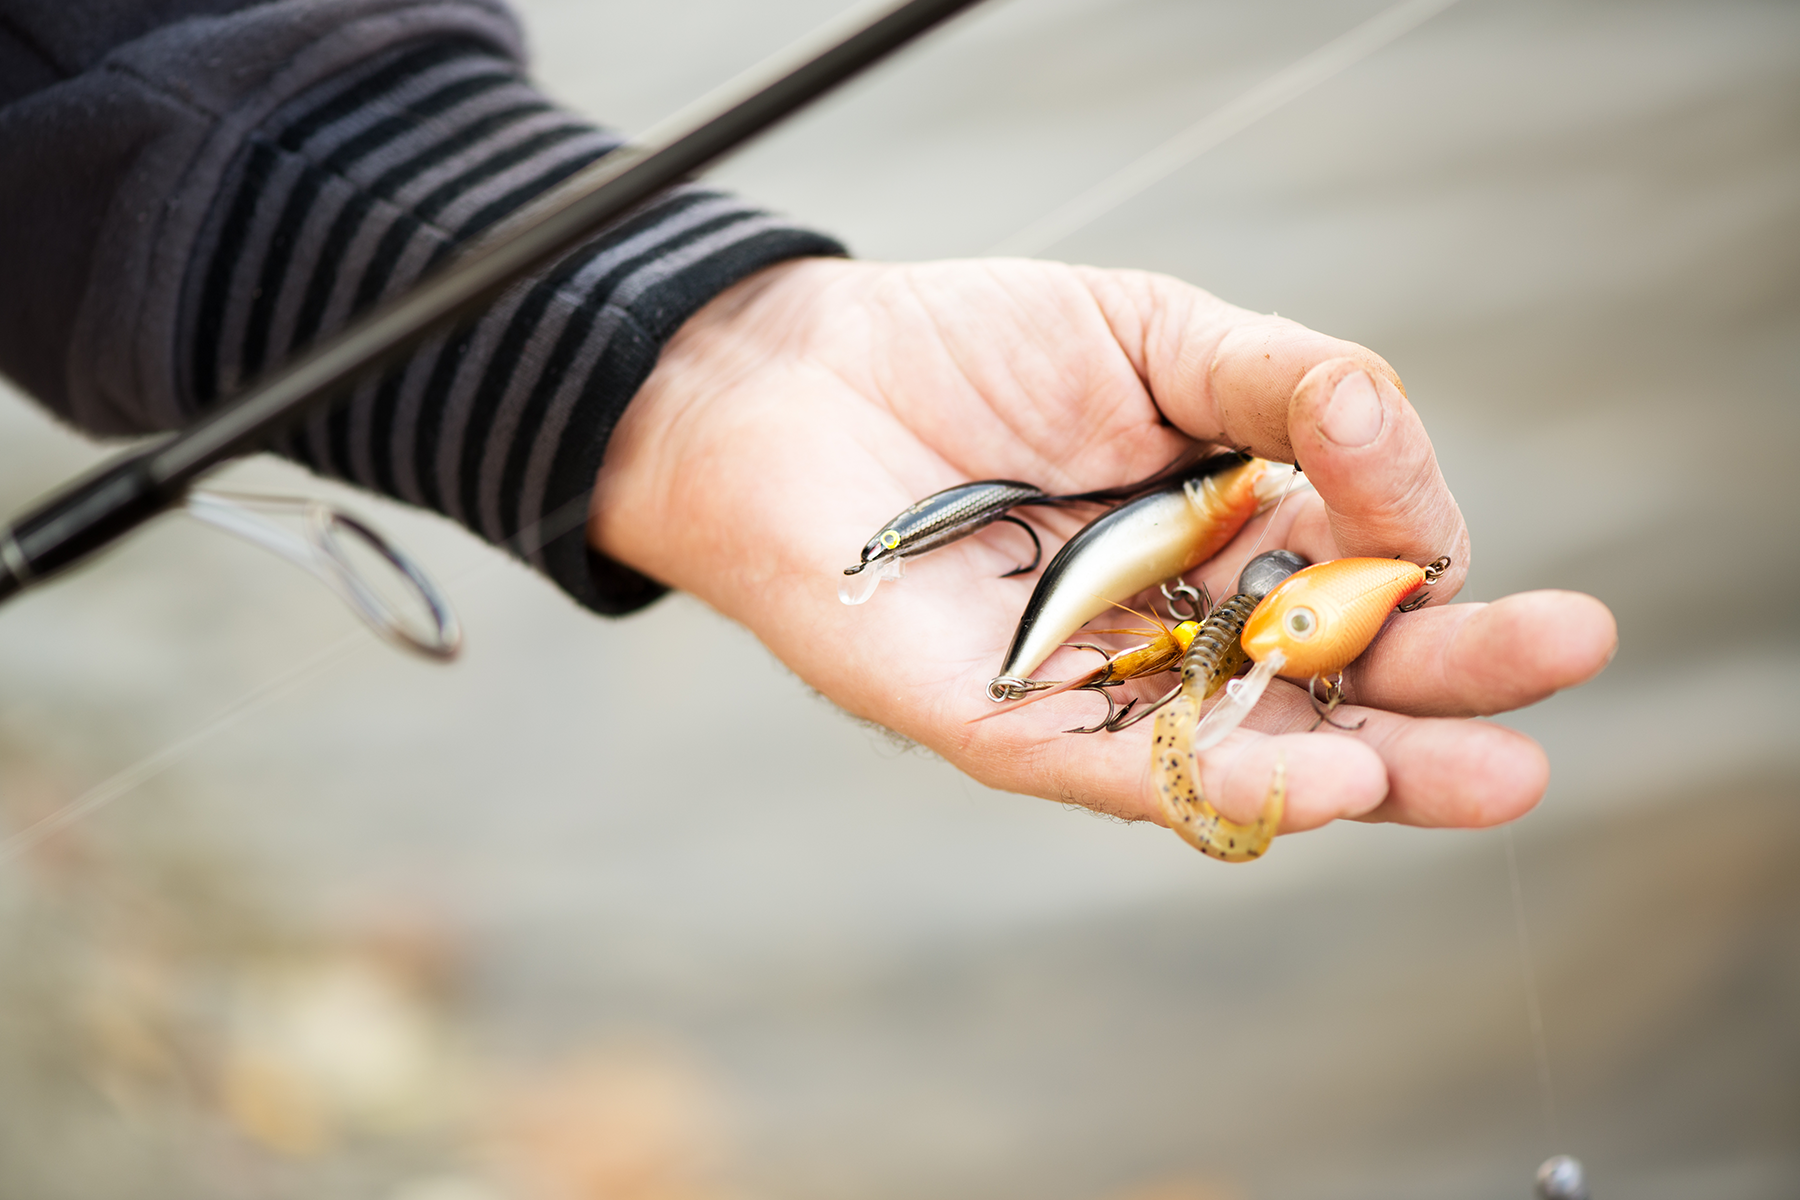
{"left": 1100, "top": 680, "right": 1183, "bottom": 732}
{"left": 1307, "top": 672, "right": 1364, "bottom": 732}
{"left": 1062, "top": 683, "right": 1136, "bottom": 735}
{"left": 185, "top": 491, "right": 462, "bottom": 660}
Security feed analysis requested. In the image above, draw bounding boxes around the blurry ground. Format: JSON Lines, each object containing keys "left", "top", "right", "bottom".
{"left": 2, "top": 0, "right": 1797, "bottom": 1197}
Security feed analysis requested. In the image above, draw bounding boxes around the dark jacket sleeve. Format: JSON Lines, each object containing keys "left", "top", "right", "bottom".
{"left": 0, "top": 0, "right": 846, "bottom": 613}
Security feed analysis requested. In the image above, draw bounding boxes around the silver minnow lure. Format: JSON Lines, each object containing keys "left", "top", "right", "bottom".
{"left": 987, "top": 453, "right": 1299, "bottom": 701}
{"left": 841, "top": 480, "right": 1047, "bottom": 605}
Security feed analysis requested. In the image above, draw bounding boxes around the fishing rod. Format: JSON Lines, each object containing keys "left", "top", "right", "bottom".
{"left": 0, "top": 0, "right": 987, "bottom": 606}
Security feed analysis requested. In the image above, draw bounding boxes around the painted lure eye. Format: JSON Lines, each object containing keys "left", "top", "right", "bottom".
{"left": 1283, "top": 606, "right": 1318, "bottom": 640}
{"left": 880, "top": 529, "right": 902, "bottom": 550}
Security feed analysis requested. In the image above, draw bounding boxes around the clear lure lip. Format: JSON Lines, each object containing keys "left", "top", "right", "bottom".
{"left": 838, "top": 555, "right": 905, "bottom": 605}
{"left": 1189, "top": 650, "right": 1286, "bottom": 753}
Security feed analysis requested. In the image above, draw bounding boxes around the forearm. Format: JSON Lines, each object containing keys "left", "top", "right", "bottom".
{"left": 0, "top": 0, "right": 844, "bottom": 612}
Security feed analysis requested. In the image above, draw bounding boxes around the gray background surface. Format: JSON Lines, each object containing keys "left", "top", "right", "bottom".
{"left": 2, "top": 1, "right": 1797, "bottom": 1198}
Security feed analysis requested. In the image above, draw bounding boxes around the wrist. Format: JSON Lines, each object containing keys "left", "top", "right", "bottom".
{"left": 586, "top": 256, "right": 847, "bottom": 583}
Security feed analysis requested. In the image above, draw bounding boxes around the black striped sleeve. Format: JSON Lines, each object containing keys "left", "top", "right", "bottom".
{"left": 181, "top": 36, "right": 845, "bottom": 614}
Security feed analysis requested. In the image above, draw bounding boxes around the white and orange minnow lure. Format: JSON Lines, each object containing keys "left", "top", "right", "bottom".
{"left": 987, "top": 453, "right": 1301, "bottom": 702}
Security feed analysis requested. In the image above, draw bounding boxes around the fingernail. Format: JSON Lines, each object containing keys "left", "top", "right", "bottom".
{"left": 1320, "top": 370, "right": 1385, "bottom": 448}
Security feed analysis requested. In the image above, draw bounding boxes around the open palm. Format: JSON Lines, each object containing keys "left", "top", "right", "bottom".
{"left": 592, "top": 258, "right": 1616, "bottom": 841}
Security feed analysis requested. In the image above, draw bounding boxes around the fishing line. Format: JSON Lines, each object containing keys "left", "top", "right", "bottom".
{"left": 0, "top": 633, "right": 366, "bottom": 864}
{"left": 1232, "top": 466, "right": 1304, "bottom": 584}
{"left": 0, "top": 486, "right": 596, "bottom": 866}
{"left": 985, "top": 0, "right": 1465, "bottom": 258}
{"left": 1504, "top": 822, "right": 1560, "bottom": 1143}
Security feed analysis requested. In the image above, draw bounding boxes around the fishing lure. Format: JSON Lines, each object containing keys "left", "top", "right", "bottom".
{"left": 1189, "top": 554, "right": 1452, "bottom": 754}
{"left": 986, "top": 453, "right": 1299, "bottom": 701}
{"left": 840, "top": 480, "right": 1049, "bottom": 605}
{"left": 968, "top": 603, "right": 1203, "bottom": 733}
{"left": 1150, "top": 549, "right": 1307, "bottom": 861}
{"left": 838, "top": 449, "right": 1222, "bottom": 606}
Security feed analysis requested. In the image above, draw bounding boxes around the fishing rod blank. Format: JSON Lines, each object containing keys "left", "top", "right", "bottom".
{"left": 0, "top": 0, "right": 986, "bottom": 606}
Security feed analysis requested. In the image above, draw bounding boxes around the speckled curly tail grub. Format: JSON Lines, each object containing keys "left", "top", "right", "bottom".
{"left": 1152, "top": 696, "right": 1285, "bottom": 862}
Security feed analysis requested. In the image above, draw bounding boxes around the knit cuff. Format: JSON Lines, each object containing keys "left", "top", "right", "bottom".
{"left": 181, "top": 34, "right": 846, "bottom": 614}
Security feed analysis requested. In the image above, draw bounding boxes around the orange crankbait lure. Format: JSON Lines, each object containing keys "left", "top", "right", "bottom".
{"left": 1243, "top": 557, "right": 1430, "bottom": 677}
{"left": 1189, "top": 555, "right": 1450, "bottom": 754}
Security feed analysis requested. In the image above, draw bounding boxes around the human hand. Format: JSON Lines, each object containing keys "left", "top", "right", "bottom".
{"left": 590, "top": 258, "right": 1616, "bottom": 838}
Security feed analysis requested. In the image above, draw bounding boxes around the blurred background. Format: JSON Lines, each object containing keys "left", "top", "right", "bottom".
{"left": 2, "top": 0, "right": 1796, "bottom": 1196}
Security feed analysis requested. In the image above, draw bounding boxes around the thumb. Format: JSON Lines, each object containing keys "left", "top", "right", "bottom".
{"left": 1286, "top": 358, "right": 1470, "bottom": 596}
